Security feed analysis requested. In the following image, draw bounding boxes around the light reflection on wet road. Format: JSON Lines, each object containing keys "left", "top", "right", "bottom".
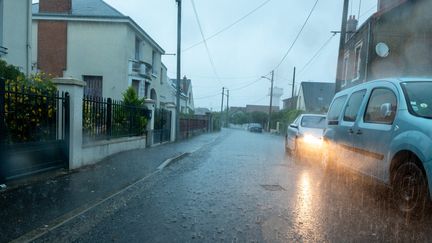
{"left": 36, "top": 129, "right": 432, "bottom": 242}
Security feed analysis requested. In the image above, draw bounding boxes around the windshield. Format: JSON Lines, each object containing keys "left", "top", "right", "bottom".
{"left": 301, "top": 116, "right": 326, "bottom": 129}
{"left": 401, "top": 82, "right": 432, "bottom": 119}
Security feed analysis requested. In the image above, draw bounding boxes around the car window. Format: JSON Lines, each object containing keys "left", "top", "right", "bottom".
{"left": 343, "top": 90, "right": 366, "bottom": 122}
{"left": 364, "top": 88, "right": 397, "bottom": 124}
{"left": 301, "top": 116, "right": 326, "bottom": 129}
{"left": 327, "top": 95, "right": 347, "bottom": 124}
{"left": 401, "top": 82, "right": 432, "bottom": 119}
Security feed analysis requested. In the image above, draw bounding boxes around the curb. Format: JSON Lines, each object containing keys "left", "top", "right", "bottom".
{"left": 157, "top": 152, "right": 190, "bottom": 170}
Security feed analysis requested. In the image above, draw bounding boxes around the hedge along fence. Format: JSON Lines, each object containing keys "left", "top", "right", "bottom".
{"left": 0, "top": 73, "right": 64, "bottom": 144}
{"left": 82, "top": 95, "right": 151, "bottom": 144}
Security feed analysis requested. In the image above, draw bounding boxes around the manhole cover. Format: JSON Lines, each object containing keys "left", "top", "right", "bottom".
{"left": 260, "top": 184, "right": 285, "bottom": 191}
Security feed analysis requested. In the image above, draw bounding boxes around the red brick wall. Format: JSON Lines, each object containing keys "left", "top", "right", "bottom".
{"left": 37, "top": 21, "right": 67, "bottom": 77}
{"left": 39, "top": 0, "right": 71, "bottom": 13}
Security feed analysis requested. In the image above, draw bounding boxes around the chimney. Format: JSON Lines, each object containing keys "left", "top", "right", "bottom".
{"left": 346, "top": 15, "right": 358, "bottom": 40}
{"left": 39, "top": 0, "right": 72, "bottom": 14}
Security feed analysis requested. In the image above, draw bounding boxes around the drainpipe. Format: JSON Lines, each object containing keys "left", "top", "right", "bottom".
{"left": 364, "top": 19, "right": 372, "bottom": 82}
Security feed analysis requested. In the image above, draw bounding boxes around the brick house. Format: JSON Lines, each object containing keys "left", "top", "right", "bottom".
{"left": 32, "top": 0, "right": 167, "bottom": 101}
{"left": 336, "top": 0, "right": 432, "bottom": 92}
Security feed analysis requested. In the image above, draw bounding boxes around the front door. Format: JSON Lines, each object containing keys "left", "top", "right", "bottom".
{"left": 340, "top": 89, "right": 367, "bottom": 171}
{"left": 354, "top": 84, "right": 398, "bottom": 181}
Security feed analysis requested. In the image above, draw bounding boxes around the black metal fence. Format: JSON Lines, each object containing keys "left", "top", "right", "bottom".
{"left": 153, "top": 108, "right": 172, "bottom": 144}
{"left": 0, "top": 79, "right": 70, "bottom": 182}
{"left": 83, "top": 96, "right": 151, "bottom": 144}
{"left": 0, "top": 81, "right": 68, "bottom": 144}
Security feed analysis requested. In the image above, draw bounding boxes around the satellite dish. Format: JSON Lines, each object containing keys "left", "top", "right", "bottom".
{"left": 376, "top": 42, "right": 390, "bottom": 58}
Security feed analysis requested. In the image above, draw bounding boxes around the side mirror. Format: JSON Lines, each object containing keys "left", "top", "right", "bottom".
{"left": 380, "top": 103, "right": 393, "bottom": 118}
{"left": 289, "top": 123, "right": 298, "bottom": 129}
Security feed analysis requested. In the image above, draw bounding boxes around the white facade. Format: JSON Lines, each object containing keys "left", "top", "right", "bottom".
{"left": 32, "top": 13, "right": 165, "bottom": 101}
{"left": 0, "top": 0, "right": 32, "bottom": 75}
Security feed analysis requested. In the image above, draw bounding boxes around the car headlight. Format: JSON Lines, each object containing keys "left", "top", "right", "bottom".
{"left": 302, "top": 134, "right": 323, "bottom": 146}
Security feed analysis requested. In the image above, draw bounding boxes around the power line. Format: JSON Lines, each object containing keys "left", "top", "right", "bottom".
{"left": 359, "top": 4, "right": 377, "bottom": 19}
{"left": 230, "top": 77, "right": 263, "bottom": 91}
{"left": 183, "top": 0, "right": 273, "bottom": 52}
{"left": 195, "top": 92, "right": 222, "bottom": 100}
{"left": 298, "top": 33, "right": 336, "bottom": 75}
{"left": 273, "top": 0, "right": 319, "bottom": 71}
{"left": 190, "top": 0, "right": 222, "bottom": 85}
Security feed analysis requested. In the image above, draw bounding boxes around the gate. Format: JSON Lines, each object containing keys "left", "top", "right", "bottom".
{"left": 0, "top": 79, "right": 70, "bottom": 183}
{"left": 153, "top": 108, "right": 171, "bottom": 144}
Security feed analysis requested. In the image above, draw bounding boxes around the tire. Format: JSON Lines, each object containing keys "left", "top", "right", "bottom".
{"left": 284, "top": 136, "right": 291, "bottom": 155}
{"left": 294, "top": 139, "right": 302, "bottom": 162}
{"left": 392, "top": 161, "right": 429, "bottom": 217}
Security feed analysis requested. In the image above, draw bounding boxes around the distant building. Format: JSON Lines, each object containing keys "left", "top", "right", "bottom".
{"left": 246, "top": 105, "right": 279, "bottom": 114}
{"left": 336, "top": 0, "right": 432, "bottom": 92}
{"left": 282, "top": 96, "right": 298, "bottom": 110}
{"left": 0, "top": 0, "right": 32, "bottom": 75}
{"left": 32, "top": 0, "right": 165, "bottom": 100}
{"left": 170, "top": 76, "right": 194, "bottom": 114}
{"left": 268, "top": 87, "right": 283, "bottom": 108}
{"left": 296, "top": 82, "right": 335, "bottom": 113}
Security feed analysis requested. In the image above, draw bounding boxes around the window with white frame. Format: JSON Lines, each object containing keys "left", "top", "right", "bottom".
{"left": 135, "top": 37, "right": 141, "bottom": 61}
{"left": 353, "top": 42, "right": 362, "bottom": 81}
{"left": 342, "top": 53, "right": 349, "bottom": 88}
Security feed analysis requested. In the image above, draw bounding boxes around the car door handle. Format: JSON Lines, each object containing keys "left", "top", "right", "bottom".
{"left": 356, "top": 130, "right": 363, "bottom": 135}
{"left": 348, "top": 128, "right": 354, "bottom": 134}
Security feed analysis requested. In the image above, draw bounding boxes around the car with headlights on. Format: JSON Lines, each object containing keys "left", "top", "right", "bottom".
{"left": 285, "top": 114, "right": 326, "bottom": 159}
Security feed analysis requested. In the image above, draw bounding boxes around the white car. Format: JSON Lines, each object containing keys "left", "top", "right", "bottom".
{"left": 285, "top": 114, "right": 327, "bottom": 159}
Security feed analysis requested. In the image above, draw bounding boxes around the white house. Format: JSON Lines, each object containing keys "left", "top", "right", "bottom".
{"left": 0, "top": 0, "right": 32, "bottom": 75}
{"left": 32, "top": 0, "right": 165, "bottom": 100}
{"left": 170, "top": 77, "right": 195, "bottom": 114}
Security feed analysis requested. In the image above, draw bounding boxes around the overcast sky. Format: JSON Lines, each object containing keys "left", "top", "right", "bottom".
{"left": 36, "top": 0, "right": 378, "bottom": 110}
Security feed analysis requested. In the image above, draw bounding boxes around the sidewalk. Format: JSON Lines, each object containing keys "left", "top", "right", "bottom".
{"left": 0, "top": 132, "right": 221, "bottom": 242}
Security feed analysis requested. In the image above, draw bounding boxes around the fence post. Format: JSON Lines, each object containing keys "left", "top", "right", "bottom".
{"left": 107, "top": 98, "right": 112, "bottom": 138}
{"left": 166, "top": 103, "right": 176, "bottom": 142}
{"left": 144, "top": 99, "right": 156, "bottom": 147}
{"left": 53, "top": 78, "right": 86, "bottom": 169}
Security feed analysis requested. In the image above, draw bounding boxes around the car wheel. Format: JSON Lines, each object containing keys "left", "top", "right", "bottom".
{"left": 294, "top": 139, "right": 302, "bottom": 161}
{"left": 392, "top": 161, "right": 429, "bottom": 217}
{"left": 285, "top": 136, "right": 291, "bottom": 154}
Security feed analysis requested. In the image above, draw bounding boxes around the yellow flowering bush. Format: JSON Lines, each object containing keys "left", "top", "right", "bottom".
{"left": 1, "top": 63, "right": 58, "bottom": 144}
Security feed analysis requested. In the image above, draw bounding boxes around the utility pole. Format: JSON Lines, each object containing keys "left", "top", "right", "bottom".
{"left": 291, "top": 66, "right": 296, "bottom": 98}
{"left": 226, "top": 89, "right": 229, "bottom": 127}
{"left": 335, "top": 0, "right": 349, "bottom": 92}
{"left": 268, "top": 70, "right": 274, "bottom": 132}
{"left": 175, "top": 0, "right": 182, "bottom": 141}
{"left": 220, "top": 87, "right": 225, "bottom": 127}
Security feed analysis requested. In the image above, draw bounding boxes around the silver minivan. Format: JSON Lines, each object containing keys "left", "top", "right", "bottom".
{"left": 323, "top": 78, "right": 432, "bottom": 215}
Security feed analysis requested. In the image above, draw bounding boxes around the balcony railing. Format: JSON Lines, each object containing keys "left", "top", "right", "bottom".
{"left": 0, "top": 46, "right": 8, "bottom": 56}
{"left": 130, "top": 60, "right": 152, "bottom": 79}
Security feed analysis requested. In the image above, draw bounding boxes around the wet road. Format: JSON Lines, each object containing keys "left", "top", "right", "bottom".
{"left": 30, "top": 129, "right": 432, "bottom": 242}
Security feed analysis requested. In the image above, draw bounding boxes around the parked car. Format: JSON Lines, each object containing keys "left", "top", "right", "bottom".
{"left": 248, "top": 123, "right": 263, "bottom": 133}
{"left": 323, "top": 78, "right": 432, "bottom": 215}
{"left": 285, "top": 114, "right": 326, "bottom": 159}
